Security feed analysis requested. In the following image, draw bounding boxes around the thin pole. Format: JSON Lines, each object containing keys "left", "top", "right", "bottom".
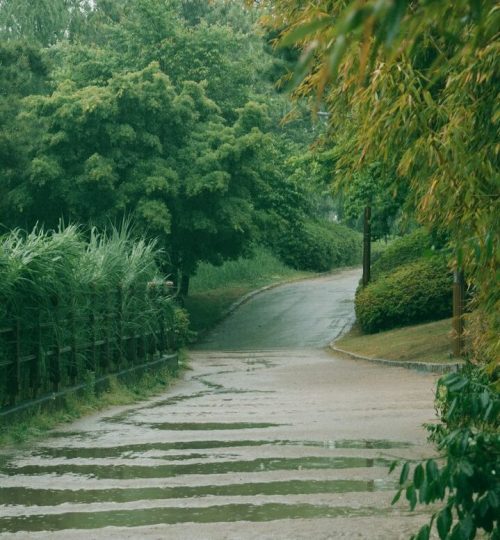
{"left": 362, "top": 206, "right": 371, "bottom": 287}
{"left": 452, "top": 270, "right": 465, "bottom": 357}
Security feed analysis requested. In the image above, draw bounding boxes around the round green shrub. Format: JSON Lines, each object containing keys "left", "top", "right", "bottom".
{"left": 355, "top": 256, "right": 452, "bottom": 333}
{"left": 371, "top": 229, "right": 432, "bottom": 281}
{"left": 276, "top": 220, "right": 362, "bottom": 272}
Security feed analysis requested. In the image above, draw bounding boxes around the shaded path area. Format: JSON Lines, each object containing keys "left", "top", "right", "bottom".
{"left": 0, "top": 269, "right": 439, "bottom": 539}
{"left": 198, "top": 268, "right": 360, "bottom": 350}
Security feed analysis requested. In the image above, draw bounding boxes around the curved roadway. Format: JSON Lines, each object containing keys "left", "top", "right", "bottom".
{"left": 0, "top": 268, "right": 439, "bottom": 540}
{"left": 198, "top": 268, "right": 360, "bottom": 350}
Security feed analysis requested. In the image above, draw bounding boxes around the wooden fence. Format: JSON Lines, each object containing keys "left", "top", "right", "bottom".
{"left": 0, "top": 286, "right": 178, "bottom": 409}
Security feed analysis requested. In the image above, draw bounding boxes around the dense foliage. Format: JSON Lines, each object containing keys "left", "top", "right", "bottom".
{"left": 0, "top": 0, "right": 339, "bottom": 296}
{"left": 370, "top": 229, "right": 433, "bottom": 281}
{"left": 273, "top": 220, "right": 361, "bottom": 272}
{"left": 392, "top": 366, "right": 499, "bottom": 540}
{"left": 0, "top": 224, "right": 188, "bottom": 406}
{"left": 355, "top": 256, "right": 452, "bottom": 333}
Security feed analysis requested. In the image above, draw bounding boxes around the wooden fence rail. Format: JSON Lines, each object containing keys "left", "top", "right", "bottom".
{"left": 0, "top": 286, "right": 177, "bottom": 410}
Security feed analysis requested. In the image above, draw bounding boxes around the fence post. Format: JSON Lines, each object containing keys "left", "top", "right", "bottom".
{"left": 29, "top": 313, "right": 42, "bottom": 398}
{"left": 89, "top": 285, "right": 97, "bottom": 373}
{"left": 129, "top": 287, "right": 138, "bottom": 364}
{"left": 103, "top": 291, "right": 111, "bottom": 374}
{"left": 51, "top": 297, "right": 61, "bottom": 393}
{"left": 8, "top": 319, "right": 22, "bottom": 405}
{"left": 69, "top": 307, "right": 78, "bottom": 385}
{"left": 117, "top": 285, "right": 124, "bottom": 367}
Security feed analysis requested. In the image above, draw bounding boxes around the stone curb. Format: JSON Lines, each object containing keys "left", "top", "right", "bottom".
{"left": 330, "top": 345, "right": 464, "bottom": 374}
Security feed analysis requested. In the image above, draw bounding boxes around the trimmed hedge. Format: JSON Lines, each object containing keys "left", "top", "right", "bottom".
{"left": 355, "top": 256, "right": 452, "bottom": 333}
{"left": 371, "top": 229, "right": 432, "bottom": 281}
{"left": 275, "top": 220, "right": 362, "bottom": 272}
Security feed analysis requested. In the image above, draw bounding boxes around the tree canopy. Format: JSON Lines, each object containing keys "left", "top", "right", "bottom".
{"left": 256, "top": 0, "right": 499, "bottom": 365}
{"left": 0, "top": 0, "right": 320, "bottom": 294}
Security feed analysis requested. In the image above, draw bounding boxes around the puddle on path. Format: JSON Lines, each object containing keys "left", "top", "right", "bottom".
{"left": 318, "top": 440, "right": 413, "bottom": 450}
{"left": 91, "top": 387, "right": 277, "bottom": 424}
{"left": 0, "top": 503, "right": 392, "bottom": 532}
{"left": 0, "top": 478, "right": 396, "bottom": 507}
{"left": 32, "top": 440, "right": 281, "bottom": 459}
{"left": 31, "top": 439, "right": 411, "bottom": 460}
{"left": 1, "top": 456, "right": 390, "bottom": 479}
{"left": 141, "top": 422, "right": 283, "bottom": 431}
{"left": 46, "top": 431, "right": 108, "bottom": 440}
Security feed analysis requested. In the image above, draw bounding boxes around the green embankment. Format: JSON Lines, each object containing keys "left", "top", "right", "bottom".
{"left": 336, "top": 319, "right": 455, "bottom": 364}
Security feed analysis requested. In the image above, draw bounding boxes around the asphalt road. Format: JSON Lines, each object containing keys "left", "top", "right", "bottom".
{"left": 0, "top": 268, "right": 440, "bottom": 539}
{"left": 197, "top": 269, "right": 360, "bottom": 350}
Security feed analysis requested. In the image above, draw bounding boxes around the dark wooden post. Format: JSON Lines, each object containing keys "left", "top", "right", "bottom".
{"left": 51, "top": 299, "right": 61, "bottom": 393}
{"left": 452, "top": 270, "right": 465, "bottom": 357}
{"left": 362, "top": 206, "right": 372, "bottom": 287}
{"left": 10, "top": 319, "right": 22, "bottom": 405}
{"left": 103, "top": 291, "right": 111, "bottom": 373}
{"left": 69, "top": 307, "right": 77, "bottom": 385}
{"left": 117, "top": 286, "right": 124, "bottom": 367}
{"left": 89, "top": 285, "right": 97, "bottom": 373}
{"left": 30, "top": 314, "right": 42, "bottom": 398}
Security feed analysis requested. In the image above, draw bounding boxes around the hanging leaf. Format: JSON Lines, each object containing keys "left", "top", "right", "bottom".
{"left": 437, "top": 506, "right": 452, "bottom": 539}
{"left": 413, "top": 464, "right": 425, "bottom": 489}
{"left": 327, "top": 34, "right": 347, "bottom": 81}
{"left": 279, "top": 17, "right": 333, "bottom": 48}
{"left": 400, "top": 461, "right": 410, "bottom": 484}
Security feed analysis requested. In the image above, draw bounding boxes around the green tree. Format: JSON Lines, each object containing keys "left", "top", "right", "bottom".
{"left": 256, "top": 0, "right": 499, "bottom": 366}
{"left": 0, "top": 42, "right": 51, "bottom": 227}
{"left": 255, "top": 2, "right": 500, "bottom": 538}
{"left": 0, "top": 0, "right": 91, "bottom": 45}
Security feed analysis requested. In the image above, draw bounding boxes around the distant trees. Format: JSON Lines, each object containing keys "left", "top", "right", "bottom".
{"left": 0, "top": 0, "right": 322, "bottom": 295}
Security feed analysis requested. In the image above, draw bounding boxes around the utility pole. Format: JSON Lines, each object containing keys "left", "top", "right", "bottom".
{"left": 452, "top": 269, "right": 465, "bottom": 357}
{"left": 362, "top": 206, "right": 371, "bottom": 287}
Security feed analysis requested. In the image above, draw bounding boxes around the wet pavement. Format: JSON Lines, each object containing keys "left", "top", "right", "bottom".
{"left": 0, "top": 269, "right": 440, "bottom": 539}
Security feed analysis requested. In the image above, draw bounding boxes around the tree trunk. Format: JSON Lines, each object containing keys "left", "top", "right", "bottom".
{"left": 452, "top": 269, "right": 465, "bottom": 357}
{"left": 362, "top": 206, "right": 371, "bottom": 287}
{"left": 180, "top": 272, "right": 190, "bottom": 298}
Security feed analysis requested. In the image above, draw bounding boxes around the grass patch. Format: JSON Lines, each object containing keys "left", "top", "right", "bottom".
{"left": 186, "top": 247, "right": 313, "bottom": 333}
{"left": 335, "top": 318, "right": 456, "bottom": 364}
{"left": 0, "top": 355, "right": 186, "bottom": 448}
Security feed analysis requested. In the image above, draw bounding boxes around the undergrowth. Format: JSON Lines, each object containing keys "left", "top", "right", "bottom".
{"left": 0, "top": 354, "right": 186, "bottom": 447}
{"left": 190, "top": 246, "right": 307, "bottom": 292}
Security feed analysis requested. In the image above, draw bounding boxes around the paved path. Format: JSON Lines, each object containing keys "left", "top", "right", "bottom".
{"left": 0, "top": 269, "right": 439, "bottom": 539}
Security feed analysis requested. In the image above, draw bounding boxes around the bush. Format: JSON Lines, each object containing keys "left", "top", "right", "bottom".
{"left": 275, "top": 220, "right": 362, "bottom": 272}
{"left": 355, "top": 256, "right": 452, "bottom": 333}
{"left": 371, "top": 229, "right": 432, "bottom": 280}
{"left": 393, "top": 365, "right": 500, "bottom": 539}
{"left": 0, "top": 224, "right": 186, "bottom": 406}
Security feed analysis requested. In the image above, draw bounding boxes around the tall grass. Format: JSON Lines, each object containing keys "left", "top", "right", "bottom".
{"left": 191, "top": 246, "right": 304, "bottom": 292}
{"left": 0, "top": 224, "right": 183, "bottom": 407}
